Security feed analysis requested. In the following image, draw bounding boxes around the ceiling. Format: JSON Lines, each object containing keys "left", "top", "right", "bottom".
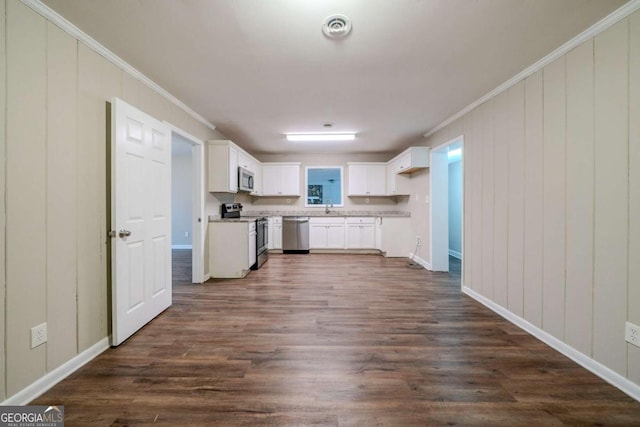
{"left": 43, "top": 0, "right": 628, "bottom": 155}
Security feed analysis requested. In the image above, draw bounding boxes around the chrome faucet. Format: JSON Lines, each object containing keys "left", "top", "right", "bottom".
{"left": 325, "top": 199, "right": 333, "bottom": 214}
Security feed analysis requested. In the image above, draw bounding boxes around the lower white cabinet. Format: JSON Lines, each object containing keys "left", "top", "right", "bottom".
{"left": 309, "top": 217, "right": 345, "bottom": 249}
{"left": 345, "top": 217, "right": 376, "bottom": 248}
{"left": 209, "top": 221, "right": 254, "bottom": 278}
{"left": 269, "top": 216, "right": 283, "bottom": 249}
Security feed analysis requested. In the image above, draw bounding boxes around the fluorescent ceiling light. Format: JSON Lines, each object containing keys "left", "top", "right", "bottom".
{"left": 286, "top": 132, "right": 355, "bottom": 142}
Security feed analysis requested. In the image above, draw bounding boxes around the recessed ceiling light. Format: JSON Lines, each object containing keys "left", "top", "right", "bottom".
{"left": 286, "top": 132, "right": 356, "bottom": 142}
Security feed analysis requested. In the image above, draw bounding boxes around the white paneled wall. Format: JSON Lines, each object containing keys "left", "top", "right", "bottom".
{"left": 565, "top": 40, "right": 594, "bottom": 356}
{"left": 629, "top": 12, "right": 640, "bottom": 385}
{"left": 506, "top": 81, "right": 525, "bottom": 318}
{"left": 0, "top": 0, "right": 6, "bottom": 403}
{"left": 46, "top": 22, "right": 78, "bottom": 371}
{"left": 542, "top": 56, "right": 567, "bottom": 341}
{"left": 593, "top": 19, "right": 629, "bottom": 375}
{"left": 6, "top": 0, "right": 48, "bottom": 394}
{"left": 522, "top": 70, "right": 544, "bottom": 328}
{"left": 425, "top": 13, "right": 640, "bottom": 385}
{"left": 1, "top": 0, "right": 220, "bottom": 400}
{"left": 493, "top": 92, "right": 509, "bottom": 309}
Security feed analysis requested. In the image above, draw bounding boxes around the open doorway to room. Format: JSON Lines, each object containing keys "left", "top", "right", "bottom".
{"left": 430, "top": 136, "right": 463, "bottom": 279}
{"left": 169, "top": 128, "right": 206, "bottom": 284}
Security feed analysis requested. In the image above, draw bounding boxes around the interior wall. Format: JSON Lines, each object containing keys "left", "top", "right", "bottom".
{"left": 0, "top": 0, "right": 6, "bottom": 403}
{"left": 172, "top": 146, "right": 194, "bottom": 247}
{"left": 1, "top": 0, "right": 222, "bottom": 400}
{"left": 448, "top": 160, "right": 462, "bottom": 256}
{"left": 424, "top": 13, "right": 640, "bottom": 386}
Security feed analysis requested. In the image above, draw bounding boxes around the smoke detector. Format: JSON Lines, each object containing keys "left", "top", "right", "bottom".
{"left": 322, "top": 14, "right": 352, "bottom": 39}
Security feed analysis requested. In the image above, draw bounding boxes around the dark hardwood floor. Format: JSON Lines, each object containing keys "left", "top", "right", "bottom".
{"left": 33, "top": 253, "right": 640, "bottom": 426}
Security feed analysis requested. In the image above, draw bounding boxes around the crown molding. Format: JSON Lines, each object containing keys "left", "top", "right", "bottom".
{"left": 424, "top": 0, "right": 640, "bottom": 138}
{"left": 20, "top": 0, "right": 216, "bottom": 132}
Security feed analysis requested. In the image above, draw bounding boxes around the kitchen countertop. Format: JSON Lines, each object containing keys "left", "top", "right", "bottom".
{"left": 240, "top": 210, "right": 410, "bottom": 218}
{"left": 208, "top": 217, "right": 257, "bottom": 223}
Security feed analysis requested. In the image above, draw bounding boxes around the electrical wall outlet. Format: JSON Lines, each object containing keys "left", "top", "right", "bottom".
{"left": 184, "top": 231, "right": 189, "bottom": 237}
{"left": 416, "top": 236, "right": 421, "bottom": 246}
{"left": 626, "top": 322, "right": 640, "bottom": 348}
{"left": 31, "top": 323, "right": 47, "bottom": 349}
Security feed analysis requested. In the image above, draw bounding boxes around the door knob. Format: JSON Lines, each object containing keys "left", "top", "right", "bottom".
{"left": 119, "top": 229, "right": 132, "bottom": 238}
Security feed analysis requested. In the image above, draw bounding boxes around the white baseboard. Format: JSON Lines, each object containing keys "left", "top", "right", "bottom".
{"left": 448, "top": 249, "right": 462, "bottom": 259}
{"left": 171, "top": 244, "right": 192, "bottom": 250}
{"left": 1, "top": 337, "right": 110, "bottom": 405}
{"left": 462, "top": 286, "right": 640, "bottom": 402}
{"left": 409, "top": 252, "right": 432, "bottom": 270}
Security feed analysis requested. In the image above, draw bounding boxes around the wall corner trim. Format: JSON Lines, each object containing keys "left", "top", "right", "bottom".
{"left": 423, "top": 0, "right": 640, "bottom": 139}
{"left": 462, "top": 286, "right": 640, "bottom": 403}
{"left": 19, "top": 0, "right": 217, "bottom": 132}
{"left": 0, "top": 337, "right": 110, "bottom": 405}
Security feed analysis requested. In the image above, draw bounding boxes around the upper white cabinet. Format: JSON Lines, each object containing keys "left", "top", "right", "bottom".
{"left": 385, "top": 146, "right": 428, "bottom": 196}
{"left": 347, "top": 163, "right": 387, "bottom": 196}
{"left": 207, "top": 140, "right": 239, "bottom": 193}
{"left": 388, "top": 146, "right": 430, "bottom": 174}
{"left": 238, "top": 152, "right": 254, "bottom": 172}
{"left": 208, "top": 140, "right": 262, "bottom": 194}
{"left": 386, "top": 160, "right": 410, "bottom": 195}
{"left": 262, "top": 163, "right": 300, "bottom": 196}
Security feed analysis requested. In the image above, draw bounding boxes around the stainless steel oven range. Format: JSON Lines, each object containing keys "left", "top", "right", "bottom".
{"left": 252, "top": 217, "right": 269, "bottom": 270}
{"left": 220, "top": 203, "right": 268, "bottom": 271}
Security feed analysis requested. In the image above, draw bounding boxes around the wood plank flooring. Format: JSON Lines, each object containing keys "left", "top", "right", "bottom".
{"left": 33, "top": 253, "right": 640, "bottom": 426}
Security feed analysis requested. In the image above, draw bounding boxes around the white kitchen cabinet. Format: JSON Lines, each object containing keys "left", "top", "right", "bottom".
{"left": 209, "top": 220, "right": 254, "bottom": 278}
{"left": 386, "top": 159, "right": 410, "bottom": 195}
{"left": 347, "top": 163, "right": 386, "bottom": 196}
{"left": 269, "top": 216, "right": 283, "bottom": 249}
{"left": 388, "top": 146, "right": 430, "bottom": 174}
{"left": 238, "top": 152, "right": 253, "bottom": 172}
{"left": 261, "top": 163, "right": 300, "bottom": 196}
{"left": 380, "top": 217, "right": 412, "bottom": 257}
{"left": 375, "top": 217, "right": 383, "bottom": 250}
{"left": 345, "top": 217, "right": 376, "bottom": 248}
{"left": 208, "top": 140, "right": 239, "bottom": 193}
{"left": 208, "top": 140, "right": 262, "bottom": 194}
{"left": 309, "top": 217, "right": 345, "bottom": 249}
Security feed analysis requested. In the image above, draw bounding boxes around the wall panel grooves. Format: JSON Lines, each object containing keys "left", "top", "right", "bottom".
{"left": 426, "top": 9, "right": 640, "bottom": 388}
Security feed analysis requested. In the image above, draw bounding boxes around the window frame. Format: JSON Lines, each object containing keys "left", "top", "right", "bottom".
{"left": 304, "top": 166, "right": 344, "bottom": 208}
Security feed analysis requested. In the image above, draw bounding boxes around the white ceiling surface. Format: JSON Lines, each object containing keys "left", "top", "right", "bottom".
{"left": 43, "top": 0, "right": 627, "bottom": 154}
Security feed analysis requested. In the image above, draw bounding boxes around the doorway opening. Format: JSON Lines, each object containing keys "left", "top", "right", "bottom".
{"left": 169, "top": 127, "right": 206, "bottom": 284}
{"left": 429, "top": 135, "right": 463, "bottom": 280}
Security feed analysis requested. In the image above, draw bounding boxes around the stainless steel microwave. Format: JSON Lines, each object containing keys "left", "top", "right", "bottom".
{"left": 238, "top": 166, "right": 254, "bottom": 192}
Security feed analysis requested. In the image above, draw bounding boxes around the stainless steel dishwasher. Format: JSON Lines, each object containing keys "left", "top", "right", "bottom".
{"left": 282, "top": 217, "right": 310, "bottom": 254}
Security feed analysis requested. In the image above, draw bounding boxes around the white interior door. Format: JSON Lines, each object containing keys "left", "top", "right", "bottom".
{"left": 111, "top": 98, "right": 172, "bottom": 346}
